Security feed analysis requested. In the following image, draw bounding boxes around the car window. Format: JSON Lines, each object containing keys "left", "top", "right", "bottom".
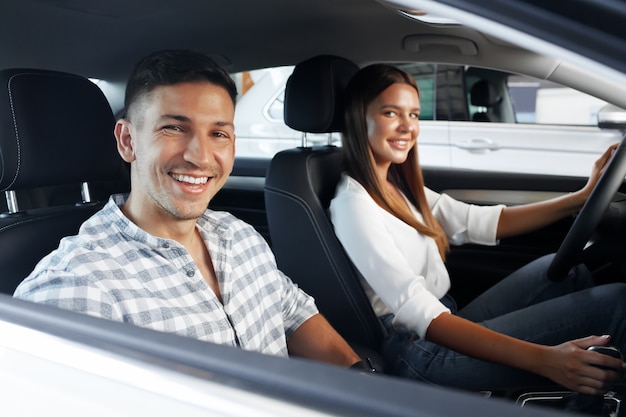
{"left": 464, "top": 69, "right": 609, "bottom": 126}
{"left": 397, "top": 63, "right": 470, "bottom": 121}
{"left": 453, "top": 67, "right": 620, "bottom": 176}
{"left": 230, "top": 63, "right": 444, "bottom": 160}
{"left": 267, "top": 88, "right": 286, "bottom": 121}
{"left": 230, "top": 63, "right": 620, "bottom": 177}
{"left": 232, "top": 66, "right": 293, "bottom": 121}
{"left": 508, "top": 75, "right": 608, "bottom": 125}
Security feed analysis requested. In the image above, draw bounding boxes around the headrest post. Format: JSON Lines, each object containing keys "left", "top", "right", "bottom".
{"left": 80, "top": 182, "right": 92, "bottom": 204}
{"left": 300, "top": 131, "right": 309, "bottom": 148}
{"left": 327, "top": 133, "right": 333, "bottom": 146}
{"left": 4, "top": 190, "right": 19, "bottom": 214}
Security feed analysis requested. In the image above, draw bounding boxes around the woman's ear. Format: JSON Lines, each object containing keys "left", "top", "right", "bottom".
{"left": 115, "top": 119, "right": 136, "bottom": 163}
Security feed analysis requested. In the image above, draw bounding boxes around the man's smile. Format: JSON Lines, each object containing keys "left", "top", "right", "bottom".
{"left": 170, "top": 173, "right": 210, "bottom": 185}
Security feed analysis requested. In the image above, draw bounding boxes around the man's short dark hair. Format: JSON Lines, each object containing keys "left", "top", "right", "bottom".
{"left": 124, "top": 49, "right": 238, "bottom": 121}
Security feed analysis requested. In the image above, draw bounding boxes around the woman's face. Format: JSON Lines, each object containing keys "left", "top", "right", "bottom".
{"left": 365, "top": 82, "right": 420, "bottom": 174}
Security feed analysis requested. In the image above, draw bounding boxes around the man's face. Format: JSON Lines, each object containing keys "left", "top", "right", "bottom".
{"left": 117, "top": 82, "right": 236, "bottom": 224}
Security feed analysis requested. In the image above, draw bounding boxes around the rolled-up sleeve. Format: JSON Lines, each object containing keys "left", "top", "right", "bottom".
{"left": 426, "top": 188, "right": 504, "bottom": 246}
{"left": 278, "top": 270, "right": 319, "bottom": 338}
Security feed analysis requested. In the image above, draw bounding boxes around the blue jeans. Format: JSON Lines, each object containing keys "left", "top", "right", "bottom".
{"left": 380, "top": 254, "right": 626, "bottom": 390}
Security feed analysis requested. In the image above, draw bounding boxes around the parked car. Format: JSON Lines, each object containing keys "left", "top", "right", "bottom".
{"left": 1, "top": 0, "right": 626, "bottom": 416}
{"left": 233, "top": 63, "right": 625, "bottom": 176}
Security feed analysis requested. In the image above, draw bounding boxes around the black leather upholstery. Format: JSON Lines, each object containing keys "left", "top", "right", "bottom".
{"left": 265, "top": 55, "right": 386, "bottom": 351}
{"left": 0, "top": 69, "right": 129, "bottom": 294}
{"left": 284, "top": 55, "right": 357, "bottom": 133}
{"left": 0, "top": 69, "right": 126, "bottom": 190}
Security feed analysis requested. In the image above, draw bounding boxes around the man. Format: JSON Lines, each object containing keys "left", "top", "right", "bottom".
{"left": 14, "top": 50, "right": 363, "bottom": 368}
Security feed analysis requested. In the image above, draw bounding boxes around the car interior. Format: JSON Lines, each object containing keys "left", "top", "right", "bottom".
{"left": 2, "top": 0, "right": 626, "bottom": 415}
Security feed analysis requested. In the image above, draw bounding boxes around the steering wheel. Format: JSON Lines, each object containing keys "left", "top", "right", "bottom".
{"left": 547, "top": 133, "right": 626, "bottom": 281}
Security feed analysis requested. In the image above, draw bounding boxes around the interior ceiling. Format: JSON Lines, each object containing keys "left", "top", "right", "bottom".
{"left": 1, "top": 0, "right": 495, "bottom": 83}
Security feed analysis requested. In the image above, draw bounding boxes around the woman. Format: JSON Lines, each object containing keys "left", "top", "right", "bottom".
{"left": 329, "top": 63, "right": 626, "bottom": 393}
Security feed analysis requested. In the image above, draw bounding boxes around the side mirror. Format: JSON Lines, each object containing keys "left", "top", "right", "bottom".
{"left": 598, "top": 103, "right": 626, "bottom": 130}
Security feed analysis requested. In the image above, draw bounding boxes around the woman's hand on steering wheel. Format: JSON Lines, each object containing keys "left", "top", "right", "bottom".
{"left": 577, "top": 143, "right": 620, "bottom": 202}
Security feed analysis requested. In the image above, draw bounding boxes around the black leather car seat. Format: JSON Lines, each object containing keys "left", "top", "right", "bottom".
{"left": 0, "top": 68, "right": 130, "bottom": 294}
{"left": 470, "top": 79, "right": 501, "bottom": 122}
{"left": 264, "top": 55, "right": 386, "bottom": 354}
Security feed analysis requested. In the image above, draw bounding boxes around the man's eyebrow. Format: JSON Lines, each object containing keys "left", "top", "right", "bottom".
{"left": 159, "top": 114, "right": 191, "bottom": 123}
{"left": 215, "top": 121, "right": 235, "bottom": 128}
{"left": 158, "top": 115, "right": 234, "bottom": 128}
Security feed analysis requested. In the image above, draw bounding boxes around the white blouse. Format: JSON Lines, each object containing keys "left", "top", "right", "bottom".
{"left": 329, "top": 174, "right": 504, "bottom": 338}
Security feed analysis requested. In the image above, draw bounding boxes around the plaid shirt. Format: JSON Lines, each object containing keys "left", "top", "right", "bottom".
{"left": 14, "top": 194, "right": 318, "bottom": 357}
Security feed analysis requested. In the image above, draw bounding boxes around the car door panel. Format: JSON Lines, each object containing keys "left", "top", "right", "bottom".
{"left": 449, "top": 122, "right": 621, "bottom": 176}
{"left": 423, "top": 167, "right": 586, "bottom": 306}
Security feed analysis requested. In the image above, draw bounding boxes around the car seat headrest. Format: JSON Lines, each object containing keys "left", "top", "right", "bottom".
{"left": 470, "top": 79, "right": 501, "bottom": 108}
{"left": 284, "top": 55, "right": 359, "bottom": 134}
{"left": 0, "top": 68, "right": 122, "bottom": 191}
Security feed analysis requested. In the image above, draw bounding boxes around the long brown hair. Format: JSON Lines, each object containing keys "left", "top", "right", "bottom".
{"left": 342, "top": 64, "right": 449, "bottom": 259}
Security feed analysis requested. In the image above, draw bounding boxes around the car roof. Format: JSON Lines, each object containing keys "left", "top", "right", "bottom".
{"left": 0, "top": 1, "right": 619, "bottom": 80}
{"left": 3, "top": 0, "right": 430, "bottom": 80}
{"left": 3, "top": 0, "right": 625, "bottom": 116}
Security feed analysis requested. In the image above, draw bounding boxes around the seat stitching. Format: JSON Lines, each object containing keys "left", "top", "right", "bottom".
{"left": 4, "top": 73, "right": 22, "bottom": 191}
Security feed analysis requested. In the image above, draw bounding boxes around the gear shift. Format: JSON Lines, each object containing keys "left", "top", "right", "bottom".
{"left": 565, "top": 346, "right": 623, "bottom": 416}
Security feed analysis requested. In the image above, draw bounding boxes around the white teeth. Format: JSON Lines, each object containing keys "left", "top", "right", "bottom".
{"left": 172, "top": 174, "right": 209, "bottom": 184}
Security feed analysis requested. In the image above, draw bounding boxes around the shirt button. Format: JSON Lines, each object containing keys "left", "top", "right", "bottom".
{"left": 186, "top": 269, "right": 195, "bottom": 277}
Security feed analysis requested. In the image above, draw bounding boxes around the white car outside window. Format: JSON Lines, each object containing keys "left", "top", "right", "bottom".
{"left": 232, "top": 63, "right": 624, "bottom": 177}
